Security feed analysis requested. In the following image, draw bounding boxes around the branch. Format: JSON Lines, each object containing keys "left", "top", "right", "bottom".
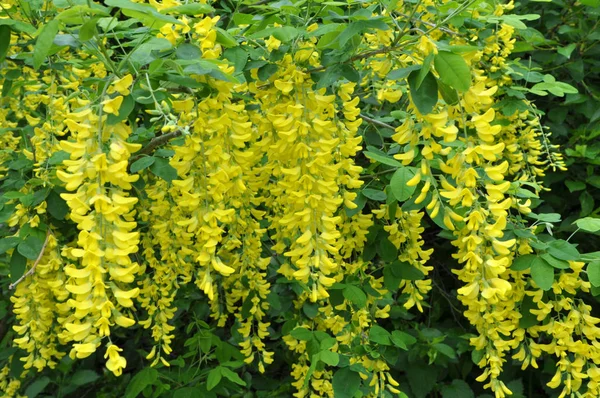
{"left": 360, "top": 114, "right": 396, "bottom": 131}
{"left": 129, "top": 130, "right": 183, "bottom": 164}
{"left": 308, "top": 45, "right": 401, "bottom": 74}
{"left": 9, "top": 229, "right": 51, "bottom": 290}
{"left": 396, "top": 13, "right": 461, "bottom": 36}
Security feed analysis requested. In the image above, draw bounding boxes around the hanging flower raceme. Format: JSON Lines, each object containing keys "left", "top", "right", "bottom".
{"left": 55, "top": 81, "right": 141, "bottom": 376}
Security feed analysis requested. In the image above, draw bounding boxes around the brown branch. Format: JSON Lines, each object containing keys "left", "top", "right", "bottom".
{"left": 360, "top": 114, "right": 396, "bottom": 131}
{"left": 129, "top": 130, "right": 183, "bottom": 165}
{"left": 9, "top": 229, "right": 51, "bottom": 290}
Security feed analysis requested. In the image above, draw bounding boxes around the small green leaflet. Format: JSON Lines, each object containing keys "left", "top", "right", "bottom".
{"left": 343, "top": 285, "right": 367, "bottom": 308}
{"left": 130, "top": 156, "right": 156, "bottom": 173}
{"left": 408, "top": 69, "right": 438, "bottom": 115}
{"left": 362, "top": 188, "right": 386, "bottom": 201}
{"left": 390, "top": 167, "right": 417, "bottom": 201}
{"left": 206, "top": 368, "right": 222, "bottom": 391}
{"left": 332, "top": 368, "right": 361, "bottom": 398}
{"left": 0, "top": 26, "right": 11, "bottom": 63}
{"left": 415, "top": 53, "right": 434, "bottom": 89}
{"left": 434, "top": 51, "right": 471, "bottom": 92}
{"left": 33, "top": 20, "right": 60, "bottom": 70}
{"left": 574, "top": 217, "right": 600, "bottom": 233}
{"left": 17, "top": 235, "right": 44, "bottom": 260}
{"left": 530, "top": 256, "right": 554, "bottom": 290}
{"left": 588, "top": 262, "right": 600, "bottom": 287}
{"left": 149, "top": 157, "right": 178, "bottom": 182}
{"left": 363, "top": 151, "right": 402, "bottom": 167}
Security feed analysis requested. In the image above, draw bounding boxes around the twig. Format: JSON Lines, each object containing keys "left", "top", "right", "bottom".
{"left": 396, "top": 13, "right": 460, "bottom": 36}
{"left": 129, "top": 130, "right": 183, "bottom": 164}
{"left": 360, "top": 114, "right": 396, "bottom": 130}
{"left": 9, "top": 229, "right": 52, "bottom": 290}
{"left": 308, "top": 45, "right": 401, "bottom": 73}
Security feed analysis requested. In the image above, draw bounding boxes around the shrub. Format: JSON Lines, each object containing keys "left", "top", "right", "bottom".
{"left": 0, "top": 1, "right": 598, "bottom": 397}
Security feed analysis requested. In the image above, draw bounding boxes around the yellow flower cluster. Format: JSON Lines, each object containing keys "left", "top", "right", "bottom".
{"left": 56, "top": 85, "right": 141, "bottom": 375}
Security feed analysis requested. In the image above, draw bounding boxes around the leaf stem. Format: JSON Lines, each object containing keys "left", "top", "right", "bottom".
{"left": 9, "top": 229, "right": 52, "bottom": 290}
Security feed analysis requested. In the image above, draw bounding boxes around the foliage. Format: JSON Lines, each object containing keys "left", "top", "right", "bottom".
{"left": 0, "top": 1, "right": 598, "bottom": 398}
{"left": 511, "top": 0, "right": 600, "bottom": 256}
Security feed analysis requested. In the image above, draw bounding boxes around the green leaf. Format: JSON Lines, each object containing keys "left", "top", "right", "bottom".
{"left": 0, "top": 19, "right": 36, "bottom": 35}
{"left": 343, "top": 285, "right": 367, "bottom": 308}
{"left": 575, "top": 217, "right": 600, "bottom": 233}
{"left": 10, "top": 251, "right": 26, "bottom": 284}
{"left": 547, "top": 240, "right": 580, "bottom": 261}
{"left": 332, "top": 368, "right": 361, "bottom": 398}
{"left": 78, "top": 17, "right": 98, "bottom": 41}
{"left": 588, "top": 262, "right": 600, "bottom": 287}
{"left": 130, "top": 157, "right": 156, "bottom": 173}
{"left": 105, "top": 0, "right": 182, "bottom": 27}
{"left": 47, "top": 150, "right": 70, "bottom": 165}
{"left": 390, "top": 260, "right": 424, "bottom": 280}
{"left": 149, "top": 157, "right": 178, "bottom": 182}
{"left": 361, "top": 188, "right": 386, "bottom": 201}
{"left": 17, "top": 236, "right": 44, "bottom": 260}
{"left": 0, "top": 26, "right": 11, "bottom": 63}
{"left": 390, "top": 330, "right": 416, "bottom": 349}
{"left": 71, "top": 370, "right": 100, "bottom": 386}
{"left": 249, "top": 26, "right": 299, "bottom": 42}
{"left": 540, "top": 253, "right": 570, "bottom": 269}
{"left": 519, "top": 295, "right": 538, "bottom": 328}
{"left": 408, "top": 70, "right": 438, "bottom": 115}
{"left": 363, "top": 150, "right": 402, "bottom": 167}
{"left": 433, "top": 343, "right": 456, "bottom": 358}
{"left": 407, "top": 364, "right": 437, "bottom": 398}
{"left": 369, "top": 325, "right": 391, "bottom": 345}
{"left": 557, "top": 43, "right": 576, "bottom": 59}
{"left": 318, "top": 350, "right": 339, "bottom": 366}
{"left": 438, "top": 79, "right": 459, "bottom": 105}
{"left": 176, "top": 43, "right": 202, "bottom": 60}
{"left": 223, "top": 47, "right": 248, "bottom": 73}
{"left": 33, "top": 19, "right": 60, "bottom": 70}
{"left": 434, "top": 50, "right": 471, "bottom": 92}
{"left": 290, "top": 327, "right": 313, "bottom": 341}
{"left": 215, "top": 28, "right": 237, "bottom": 48}
{"left": 387, "top": 65, "right": 420, "bottom": 80}
{"left": 390, "top": 167, "right": 417, "bottom": 202}
{"left": 441, "top": 379, "right": 474, "bottom": 398}
{"left": 511, "top": 254, "right": 536, "bottom": 271}
{"left": 0, "top": 237, "right": 20, "bottom": 255}
{"left": 378, "top": 236, "right": 397, "bottom": 261}
{"left": 415, "top": 53, "right": 434, "bottom": 89}
{"left": 124, "top": 367, "right": 158, "bottom": 398}
{"left": 47, "top": 190, "right": 69, "bottom": 220}
{"left": 25, "top": 377, "right": 51, "bottom": 398}
{"left": 529, "top": 212, "right": 561, "bottom": 223}
{"left": 220, "top": 367, "right": 246, "bottom": 386}
{"left": 206, "top": 368, "right": 222, "bottom": 391}
{"left": 173, "top": 387, "right": 204, "bottom": 398}
{"left": 161, "top": 3, "right": 214, "bottom": 15}
{"left": 530, "top": 256, "right": 554, "bottom": 290}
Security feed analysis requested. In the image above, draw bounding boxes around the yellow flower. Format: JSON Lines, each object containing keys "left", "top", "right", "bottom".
{"left": 105, "top": 344, "right": 127, "bottom": 376}
{"left": 109, "top": 74, "right": 133, "bottom": 96}
{"left": 102, "top": 96, "right": 124, "bottom": 115}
